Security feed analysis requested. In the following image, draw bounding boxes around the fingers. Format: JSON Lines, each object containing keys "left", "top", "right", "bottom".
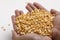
{"left": 27, "top": 3, "right": 37, "bottom": 10}
{"left": 26, "top": 3, "right": 37, "bottom": 12}
{"left": 15, "top": 10, "right": 20, "bottom": 16}
{"left": 12, "top": 10, "right": 24, "bottom": 33}
{"left": 33, "top": 2, "right": 47, "bottom": 11}
{"left": 11, "top": 15, "right": 17, "bottom": 30}
{"left": 15, "top": 10, "right": 24, "bottom": 16}
{"left": 26, "top": 5, "right": 33, "bottom": 12}
{"left": 26, "top": 2, "right": 48, "bottom": 12}
{"left": 19, "top": 10, "right": 24, "bottom": 15}
{"left": 26, "top": 3, "right": 36, "bottom": 12}
{"left": 50, "top": 9, "right": 60, "bottom": 16}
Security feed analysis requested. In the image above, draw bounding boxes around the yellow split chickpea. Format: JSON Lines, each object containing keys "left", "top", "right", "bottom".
{"left": 15, "top": 9, "right": 55, "bottom": 37}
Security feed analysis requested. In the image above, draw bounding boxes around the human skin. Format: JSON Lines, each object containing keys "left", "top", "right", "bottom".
{"left": 11, "top": 2, "right": 60, "bottom": 40}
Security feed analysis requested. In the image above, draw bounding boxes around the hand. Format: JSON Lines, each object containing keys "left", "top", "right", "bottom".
{"left": 51, "top": 9, "right": 60, "bottom": 40}
{"left": 11, "top": 9, "right": 51, "bottom": 40}
{"left": 26, "top": 2, "right": 60, "bottom": 40}
{"left": 11, "top": 2, "right": 51, "bottom": 40}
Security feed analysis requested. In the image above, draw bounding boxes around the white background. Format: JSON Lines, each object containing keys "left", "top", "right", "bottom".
{"left": 0, "top": 0, "right": 60, "bottom": 40}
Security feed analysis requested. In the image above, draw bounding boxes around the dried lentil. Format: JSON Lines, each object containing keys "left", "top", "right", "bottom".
{"left": 15, "top": 9, "right": 55, "bottom": 37}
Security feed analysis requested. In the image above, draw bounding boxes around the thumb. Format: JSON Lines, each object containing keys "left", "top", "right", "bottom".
{"left": 50, "top": 9, "right": 60, "bottom": 16}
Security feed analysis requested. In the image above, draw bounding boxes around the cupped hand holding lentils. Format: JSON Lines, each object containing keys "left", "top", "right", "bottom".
{"left": 11, "top": 2, "right": 60, "bottom": 40}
